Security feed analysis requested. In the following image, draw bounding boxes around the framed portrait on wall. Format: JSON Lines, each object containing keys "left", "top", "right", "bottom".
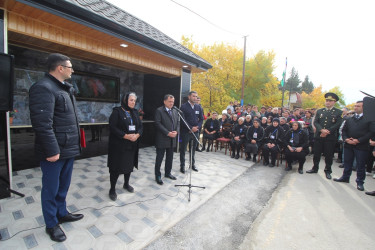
{"left": 70, "top": 71, "right": 120, "bottom": 103}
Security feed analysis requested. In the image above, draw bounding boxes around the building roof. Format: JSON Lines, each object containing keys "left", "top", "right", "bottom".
{"left": 18, "top": 0, "right": 212, "bottom": 71}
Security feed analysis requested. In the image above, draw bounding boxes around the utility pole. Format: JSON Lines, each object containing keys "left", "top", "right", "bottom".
{"left": 241, "top": 36, "right": 247, "bottom": 106}
{"left": 281, "top": 57, "right": 287, "bottom": 107}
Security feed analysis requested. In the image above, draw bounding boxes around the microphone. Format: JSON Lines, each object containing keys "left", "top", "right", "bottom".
{"left": 173, "top": 106, "right": 183, "bottom": 113}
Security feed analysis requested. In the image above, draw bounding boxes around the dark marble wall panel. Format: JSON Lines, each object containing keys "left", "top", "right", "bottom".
{"left": 8, "top": 45, "right": 144, "bottom": 125}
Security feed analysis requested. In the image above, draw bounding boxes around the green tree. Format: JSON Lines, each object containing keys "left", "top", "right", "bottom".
{"left": 285, "top": 67, "right": 301, "bottom": 93}
{"left": 327, "top": 86, "right": 346, "bottom": 108}
{"left": 301, "top": 75, "right": 314, "bottom": 94}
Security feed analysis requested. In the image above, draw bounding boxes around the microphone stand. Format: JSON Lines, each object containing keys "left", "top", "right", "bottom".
{"left": 173, "top": 107, "right": 205, "bottom": 202}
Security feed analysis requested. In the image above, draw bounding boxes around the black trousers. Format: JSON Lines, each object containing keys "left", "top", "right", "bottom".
{"left": 285, "top": 150, "right": 307, "bottom": 169}
{"left": 262, "top": 144, "right": 279, "bottom": 164}
{"left": 312, "top": 138, "right": 336, "bottom": 173}
{"left": 155, "top": 147, "right": 174, "bottom": 177}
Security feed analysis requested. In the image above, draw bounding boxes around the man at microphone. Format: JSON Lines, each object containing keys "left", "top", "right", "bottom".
{"left": 154, "top": 94, "right": 180, "bottom": 185}
{"left": 179, "top": 91, "right": 204, "bottom": 173}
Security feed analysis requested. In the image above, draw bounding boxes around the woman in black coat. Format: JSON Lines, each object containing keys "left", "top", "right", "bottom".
{"left": 262, "top": 118, "right": 285, "bottom": 167}
{"left": 230, "top": 117, "right": 246, "bottom": 159}
{"left": 245, "top": 118, "right": 264, "bottom": 162}
{"left": 202, "top": 112, "right": 220, "bottom": 152}
{"left": 107, "top": 93, "right": 143, "bottom": 200}
{"left": 284, "top": 121, "right": 309, "bottom": 174}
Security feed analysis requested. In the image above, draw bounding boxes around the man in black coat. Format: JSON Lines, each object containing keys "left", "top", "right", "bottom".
{"left": 154, "top": 94, "right": 180, "bottom": 185}
{"left": 333, "top": 101, "right": 375, "bottom": 191}
{"left": 179, "top": 91, "right": 204, "bottom": 173}
{"left": 29, "top": 53, "right": 83, "bottom": 242}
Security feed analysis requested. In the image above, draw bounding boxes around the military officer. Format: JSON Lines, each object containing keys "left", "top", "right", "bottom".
{"left": 306, "top": 92, "right": 343, "bottom": 179}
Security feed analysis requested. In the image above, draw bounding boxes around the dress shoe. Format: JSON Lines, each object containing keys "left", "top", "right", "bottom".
{"left": 285, "top": 165, "right": 292, "bottom": 171}
{"left": 235, "top": 154, "right": 239, "bottom": 159}
{"left": 155, "top": 176, "right": 163, "bottom": 185}
{"left": 365, "top": 190, "right": 375, "bottom": 196}
{"left": 46, "top": 225, "right": 66, "bottom": 242}
{"left": 196, "top": 148, "right": 202, "bottom": 152}
{"left": 245, "top": 156, "right": 251, "bottom": 161}
{"left": 206, "top": 148, "right": 210, "bottom": 152}
{"left": 298, "top": 169, "right": 303, "bottom": 174}
{"left": 333, "top": 177, "right": 349, "bottom": 183}
{"left": 263, "top": 162, "right": 269, "bottom": 166}
{"left": 325, "top": 172, "right": 332, "bottom": 179}
{"left": 231, "top": 154, "right": 235, "bottom": 158}
{"left": 180, "top": 167, "right": 185, "bottom": 174}
{"left": 124, "top": 184, "right": 134, "bottom": 193}
{"left": 58, "top": 213, "right": 84, "bottom": 224}
{"left": 306, "top": 169, "right": 318, "bottom": 174}
{"left": 201, "top": 146, "right": 206, "bottom": 151}
{"left": 338, "top": 164, "right": 344, "bottom": 168}
{"left": 109, "top": 190, "right": 117, "bottom": 201}
{"left": 269, "top": 163, "right": 275, "bottom": 168}
{"left": 357, "top": 183, "right": 364, "bottom": 191}
{"left": 192, "top": 166, "right": 199, "bottom": 172}
{"left": 165, "top": 174, "right": 177, "bottom": 180}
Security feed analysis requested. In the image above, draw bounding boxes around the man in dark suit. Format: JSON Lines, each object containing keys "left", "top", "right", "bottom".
{"left": 333, "top": 101, "right": 374, "bottom": 191}
{"left": 154, "top": 94, "right": 180, "bottom": 185}
{"left": 179, "top": 91, "right": 204, "bottom": 173}
{"left": 307, "top": 92, "right": 343, "bottom": 179}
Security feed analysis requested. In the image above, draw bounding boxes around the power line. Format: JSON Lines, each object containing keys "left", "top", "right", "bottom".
{"left": 170, "top": 0, "right": 244, "bottom": 37}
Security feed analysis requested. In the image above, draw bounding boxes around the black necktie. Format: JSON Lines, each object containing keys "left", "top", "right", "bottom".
{"left": 168, "top": 109, "right": 174, "bottom": 129}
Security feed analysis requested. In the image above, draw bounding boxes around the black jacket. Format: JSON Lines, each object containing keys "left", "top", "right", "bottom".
{"left": 231, "top": 123, "right": 246, "bottom": 139}
{"left": 204, "top": 118, "right": 220, "bottom": 133}
{"left": 245, "top": 126, "right": 264, "bottom": 144}
{"left": 264, "top": 125, "right": 285, "bottom": 146}
{"left": 284, "top": 127, "right": 309, "bottom": 153}
{"left": 180, "top": 101, "right": 204, "bottom": 134}
{"left": 154, "top": 106, "right": 180, "bottom": 148}
{"left": 29, "top": 73, "right": 81, "bottom": 161}
{"left": 342, "top": 115, "right": 374, "bottom": 151}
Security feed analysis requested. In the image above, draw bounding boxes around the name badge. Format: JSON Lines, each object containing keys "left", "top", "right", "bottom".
{"left": 210, "top": 125, "right": 214, "bottom": 129}
{"left": 253, "top": 132, "right": 257, "bottom": 138}
{"left": 129, "top": 125, "right": 136, "bottom": 131}
{"left": 195, "top": 111, "right": 200, "bottom": 115}
{"left": 270, "top": 135, "right": 275, "bottom": 139}
{"left": 290, "top": 139, "right": 293, "bottom": 143}
{"left": 240, "top": 128, "right": 243, "bottom": 133}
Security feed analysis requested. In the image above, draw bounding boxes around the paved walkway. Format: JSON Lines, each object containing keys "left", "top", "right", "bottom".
{"left": 242, "top": 157, "right": 375, "bottom": 250}
{"left": 0, "top": 147, "right": 252, "bottom": 249}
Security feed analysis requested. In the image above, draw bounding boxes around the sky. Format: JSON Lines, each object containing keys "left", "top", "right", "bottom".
{"left": 107, "top": 0, "right": 375, "bottom": 105}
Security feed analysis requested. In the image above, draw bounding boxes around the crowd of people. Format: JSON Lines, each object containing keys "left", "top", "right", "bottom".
{"left": 196, "top": 94, "right": 375, "bottom": 195}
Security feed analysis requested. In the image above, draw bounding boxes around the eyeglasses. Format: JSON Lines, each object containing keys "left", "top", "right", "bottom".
{"left": 60, "top": 65, "right": 73, "bottom": 69}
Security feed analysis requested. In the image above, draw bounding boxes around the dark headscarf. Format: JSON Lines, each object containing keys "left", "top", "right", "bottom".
{"left": 272, "top": 118, "right": 280, "bottom": 126}
{"left": 253, "top": 118, "right": 261, "bottom": 126}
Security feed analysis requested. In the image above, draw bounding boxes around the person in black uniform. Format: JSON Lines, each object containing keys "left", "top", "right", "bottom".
{"left": 306, "top": 92, "right": 343, "bottom": 179}
{"left": 154, "top": 94, "right": 180, "bottom": 185}
{"left": 262, "top": 118, "right": 285, "bottom": 167}
{"left": 107, "top": 93, "right": 143, "bottom": 200}
{"left": 244, "top": 118, "right": 264, "bottom": 162}
{"left": 333, "top": 101, "right": 374, "bottom": 191}
{"left": 230, "top": 117, "right": 246, "bottom": 159}
{"left": 284, "top": 121, "right": 309, "bottom": 174}
{"left": 202, "top": 112, "right": 220, "bottom": 152}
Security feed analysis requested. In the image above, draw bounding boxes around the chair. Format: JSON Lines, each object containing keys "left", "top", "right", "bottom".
{"left": 215, "top": 123, "right": 233, "bottom": 155}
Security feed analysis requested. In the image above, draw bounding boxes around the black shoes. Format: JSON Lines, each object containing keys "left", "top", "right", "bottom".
{"left": 338, "top": 164, "right": 344, "bottom": 168}
{"left": 124, "top": 184, "right": 134, "bottom": 193}
{"left": 298, "top": 169, "right": 303, "bottom": 174}
{"left": 165, "top": 174, "right": 177, "bottom": 180}
{"left": 180, "top": 167, "right": 185, "bottom": 174}
{"left": 325, "top": 172, "right": 332, "bottom": 179}
{"left": 333, "top": 177, "right": 349, "bottom": 183}
{"left": 269, "top": 162, "right": 275, "bottom": 168}
{"left": 156, "top": 176, "right": 164, "bottom": 185}
{"left": 235, "top": 154, "right": 240, "bottom": 159}
{"left": 306, "top": 169, "right": 318, "bottom": 174}
{"left": 109, "top": 190, "right": 117, "bottom": 201}
{"left": 46, "top": 225, "right": 66, "bottom": 242}
{"left": 357, "top": 183, "right": 364, "bottom": 191}
{"left": 245, "top": 156, "right": 251, "bottom": 161}
{"left": 231, "top": 153, "right": 235, "bottom": 158}
{"left": 285, "top": 165, "right": 292, "bottom": 171}
{"left": 58, "top": 213, "right": 84, "bottom": 224}
{"left": 365, "top": 191, "right": 375, "bottom": 196}
{"left": 192, "top": 166, "right": 199, "bottom": 172}
{"left": 263, "top": 162, "right": 269, "bottom": 166}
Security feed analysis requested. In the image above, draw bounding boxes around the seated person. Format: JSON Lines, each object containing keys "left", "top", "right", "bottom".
{"left": 280, "top": 117, "right": 290, "bottom": 132}
{"left": 261, "top": 117, "right": 268, "bottom": 129}
{"left": 245, "top": 118, "right": 264, "bottom": 162}
{"left": 230, "top": 117, "right": 246, "bottom": 159}
{"left": 202, "top": 112, "right": 220, "bottom": 152}
{"left": 266, "top": 116, "right": 273, "bottom": 126}
{"left": 231, "top": 114, "right": 238, "bottom": 126}
{"left": 262, "top": 118, "right": 285, "bottom": 167}
{"left": 284, "top": 121, "right": 309, "bottom": 174}
{"left": 220, "top": 113, "right": 232, "bottom": 138}
{"left": 244, "top": 115, "right": 252, "bottom": 128}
